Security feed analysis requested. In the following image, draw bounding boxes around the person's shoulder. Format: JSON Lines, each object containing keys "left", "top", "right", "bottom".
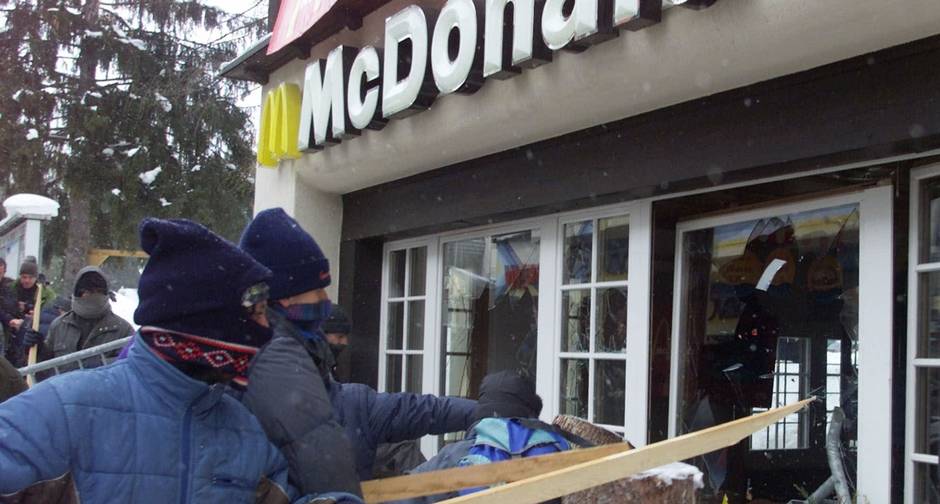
{"left": 46, "top": 311, "right": 73, "bottom": 332}
{"left": 105, "top": 311, "right": 134, "bottom": 331}
{"left": 44, "top": 359, "right": 133, "bottom": 406}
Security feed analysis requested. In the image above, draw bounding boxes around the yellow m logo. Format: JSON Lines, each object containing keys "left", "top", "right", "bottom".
{"left": 257, "top": 83, "right": 302, "bottom": 167}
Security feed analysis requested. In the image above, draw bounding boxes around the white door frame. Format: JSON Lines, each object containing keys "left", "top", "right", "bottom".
{"left": 668, "top": 186, "right": 894, "bottom": 503}
{"left": 905, "top": 164, "right": 940, "bottom": 503}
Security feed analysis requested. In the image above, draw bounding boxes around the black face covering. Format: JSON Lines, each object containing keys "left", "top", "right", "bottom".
{"left": 244, "top": 319, "right": 274, "bottom": 346}
{"left": 329, "top": 343, "right": 347, "bottom": 360}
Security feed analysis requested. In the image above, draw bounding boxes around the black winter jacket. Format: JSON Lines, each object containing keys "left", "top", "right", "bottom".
{"left": 242, "top": 308, "right": 362, "bottom": 497}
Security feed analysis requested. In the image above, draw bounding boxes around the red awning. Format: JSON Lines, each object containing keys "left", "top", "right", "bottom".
{"left": 268, "top": 0, "right": 341, "bottom": 55}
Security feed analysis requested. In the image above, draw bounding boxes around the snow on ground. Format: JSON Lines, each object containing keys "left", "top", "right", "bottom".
{"left": 111, "top": 288, "right": 139, "bottom": 329}
{"left": 629, "top": 462, "right": 704, "bottom": 489}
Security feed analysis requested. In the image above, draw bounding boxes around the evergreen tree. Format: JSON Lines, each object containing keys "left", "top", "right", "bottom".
{"left": 0, "top": 0, "right": 265, "bottom": 285}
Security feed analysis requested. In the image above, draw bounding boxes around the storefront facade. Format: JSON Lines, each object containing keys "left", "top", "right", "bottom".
{"left": 224, "top": 0, "right": 940, "bottom": 501}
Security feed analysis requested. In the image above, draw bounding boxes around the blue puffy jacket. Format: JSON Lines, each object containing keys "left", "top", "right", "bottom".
{"left": 327, "top": 380, "right": 476, "bottom": 479}
{"left": 0, "top": 332, "right": 351, "bottom": 503}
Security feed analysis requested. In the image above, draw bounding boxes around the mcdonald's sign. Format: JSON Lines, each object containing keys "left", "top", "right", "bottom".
{"left": 257, "top": 83, "right": 302, "bottom": 167}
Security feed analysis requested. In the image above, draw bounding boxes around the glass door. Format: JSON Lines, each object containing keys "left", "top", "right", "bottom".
{"left": 670, "top": 188, "right": 892, "bottom": 503}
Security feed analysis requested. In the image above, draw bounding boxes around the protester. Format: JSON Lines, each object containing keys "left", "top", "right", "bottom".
{"left": 4, "top": 295, "right": 68, "bottom": 369}
{"left": 238, "top": 208, "right": 362, "bottom": 497}
{"left": 241, "top": 208, "right": 477, "bottom": 481}
{"left": 31, "top": 267, "right": 134, "bottom": 375}
{"left": 321, "top": 304, "right": 351, "bottom": 367}
{"left": 395, "top": 371, "right": 584, "bottom": 503}
{"left": 0, "top": 218, "right": 359, "bottom": 503}
{"left": 322, "top": 305, "right": 428, "bottom": 478}
{"left": 6, "top": 257, "right": 56, "bottom": 334}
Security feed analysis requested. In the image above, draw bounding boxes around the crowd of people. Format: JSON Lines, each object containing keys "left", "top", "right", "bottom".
{"left": 0, "top": 209, "right": 585, "bottom": 503}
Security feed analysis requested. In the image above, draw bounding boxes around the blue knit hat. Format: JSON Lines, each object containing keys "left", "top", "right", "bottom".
{"left": 134, "top": 218, "right": 272, "bottom": 344}
{"left": 238, "top": 208, "right": 331, "bottom": 300}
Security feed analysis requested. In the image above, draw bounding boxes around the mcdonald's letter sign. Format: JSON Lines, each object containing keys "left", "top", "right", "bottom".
{"left": 257, "top": 83, "right": 302, "bottom": 167}
{"left": 256, "top": 0, "right": 721, "bottom": 167}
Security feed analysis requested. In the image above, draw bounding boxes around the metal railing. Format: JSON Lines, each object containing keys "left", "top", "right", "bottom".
{"left": 17, "top": 336, "right": 133, "bottom": 383}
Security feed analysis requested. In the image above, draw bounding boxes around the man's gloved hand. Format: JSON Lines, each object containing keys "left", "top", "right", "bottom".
{"left": 21, "top": 329, "right": 45, "bottom": 347}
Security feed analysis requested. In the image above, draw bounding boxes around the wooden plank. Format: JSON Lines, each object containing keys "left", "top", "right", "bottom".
{"left": 439, "top": 398, "right": 814, "bottom": 504}
{"left": 25, "top": 283, "right": 43, "bottom": 387}
{"left": 362, "top": 442, "right": 633, "bottom": 503}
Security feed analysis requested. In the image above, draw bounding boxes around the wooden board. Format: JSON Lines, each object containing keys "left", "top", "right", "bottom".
{"left": 362, "top": 441, "right": 633, "bottom": 503}
{"left": 438, "top": 398, "right": 815, "bottom": 504}
{"left": 25, "top": 283, "right": 43, "bottom": 388}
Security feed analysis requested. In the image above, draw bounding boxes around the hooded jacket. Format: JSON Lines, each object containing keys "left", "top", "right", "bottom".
{"left": 0, "top": 332, "right": 321, "bottom": 503}
{"left": 35, "top": 266, "right": 133, "bottom": 376}
{"left": 242, "top": 307, "right": 362, "bottom": 497}
{"left": 264, "top": 310, "right": 477, "bottom": 481}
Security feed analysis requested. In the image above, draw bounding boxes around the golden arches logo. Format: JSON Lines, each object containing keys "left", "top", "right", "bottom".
{"left": 257, "top": 83, "right": 302, "bottom": 167}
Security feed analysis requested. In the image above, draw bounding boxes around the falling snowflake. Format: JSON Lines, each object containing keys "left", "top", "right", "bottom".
{"left": 125, "top": 146, "right": 141, "bottom": 157}
{"left": 139, "top": 166, "right": 162, "bottom": 185}
{"left": 159, "top": 198, "right": 172, "bottom": 207}
{"left": 191, "top": 164, "right": 201, "bottom": 172}
{"left": 85, "top": 30, "right": 103, "bottom": 38}
{"left": 102, "top": 148, "right": 114, "bottom": 156}
{"left": 111, "top": 188, "right": 121, "bottom": 196}
{"left": 225, "top": 163, "right": 237, "bottom": 171}
{"left": 26, "top": 129, "right": 38, "bottom": 140}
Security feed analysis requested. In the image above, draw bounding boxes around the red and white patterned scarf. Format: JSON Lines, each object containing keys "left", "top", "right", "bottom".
{"left": 139, "top": 327, "right": 258, "bottom": 387}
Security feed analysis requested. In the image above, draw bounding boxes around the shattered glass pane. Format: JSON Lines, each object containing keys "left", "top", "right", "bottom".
{"left": 441, "top": 230, "right": 539, "bottom": 399}
{"left": 561, "top": 289, "right": 590, "bottom": 352}
{"left": 595, "top": 287, "right": 627, "bottom": 353}
{"left": 564, "top": 221, "right": 592, "bottom": 284}
{"left": 594, "top": 359, "right": 625, "bottom": 425}
{"left": 560, "top": 358, "right": 588, "bottom": 418}
{"left": 677, "top": 203, "right": 859, "bottom": 501}
{"left": 598, "top": 215, "right": 629, "bottom": 282}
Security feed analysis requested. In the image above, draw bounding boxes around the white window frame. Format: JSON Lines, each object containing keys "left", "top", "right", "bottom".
{"left": 554, "top": 202, "right": 652, "bottom": 446}
{"left": 377, "top": 202, "right": 653, "bottom": 452}
{"left": 906, "top": 164, "right": 940, "bottom": 503}
{"left": 379, "top": 238, "right": 439, "bottom": 396}
{"left": 668, "top": 187, "right": 893, "bottom": 504}
{"left": 434, "top": 215, "right": 558, "bottom": 415}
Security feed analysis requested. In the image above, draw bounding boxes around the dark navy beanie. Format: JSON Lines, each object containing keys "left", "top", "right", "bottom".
{"left": 321, "top": 304, "right": 351, "bottom": 334}
{"left": 238, "top": 208, "right": 330, "bottom": 300}
{"left": 134, "top": 218, "right": 272, "bottom": 344}
{"left": 470, "top": 371, "right": 543, "bottom": 424}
